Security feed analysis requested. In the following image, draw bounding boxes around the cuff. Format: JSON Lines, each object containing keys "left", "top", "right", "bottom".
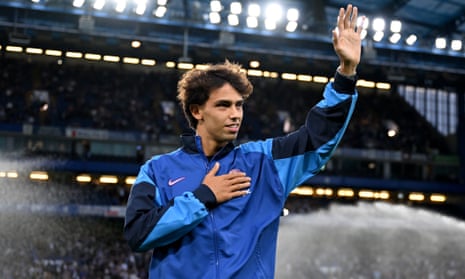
{"left": 333, "top": 70, "right": 357, "bottom": 94}
{"left": 193, "top": 184, "right": 218, "bottom": 209}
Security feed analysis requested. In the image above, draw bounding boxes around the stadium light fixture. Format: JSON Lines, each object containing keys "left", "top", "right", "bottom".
{"left": 73, "top": 0, "right": 85, "bottom": 8}
{"left": 248, "top": 3, "right": 261, "bottom": 17}
{"left": 165, "top": 61, "right": 176, "bottom": 68}
{"left": 228, "top": 14, "right": 239, "bottom": 26}
{"left": 125, "top": 176, "right": 136, "bottom": 185}
{"left": 297, "top": 74, "right": 312, "bottom": 82}
{"left": 93, "top": 0, "right": 105, "bottom": 10}
{"left": 131, "top": 40, "right": 141, "bottom": 48}
{"left": 286, "top": 21, "right": 298, "bottom": 32}
{"left": 313, "top": 76, "right": 328, "bottom": 83}
{"left": 376, "top": 82, "right": 391, "bottom": 90}
{"left": 195, "top": 64, "right": 210, "bottom": 70}
{"left": 66, "top": 51, "right": 83, "bottom": 59}
{"left": 134, "top": 0, "right": 147, "bottom": 15}
{"left": 435, "top": 37, "right": 447, "bottom": 49}
{"left": 373, "top": 31, "right": 384, "bottom": 42}
{"left": 281, "top": 73, "right": 297, "bottom": 80}
{"left": 247, "top": 69, "right": 263, "bottom": 77}
{"left": 408, "top": 192, "right": 425, "bottom": 201}
{"left": 291, "top": 186, "right": 314, "bottom": 196}
{"left": 99, "top": 175, "right": 118, "bottom": 184}
{"left": 115, "top": 0, "right": 126, "bottom": 13}
{"left": 264, "top": 18, "right": 277, "bottom": 30}
{"left": 209, "top": 12, "right": 221, "bottom": 24}
{"left": 451, "top": 39, "right": 462, "bottom": 51}
{"left": 26, "top": 47, "right": 43, "bottom": 54}
{"left": 246, "top": 16, "right": 258, "bottom": 28}
{"left": 84, "top": 53, "right": 101, "bottom": 60}
{"left": 430, "top": 194, "right": 446, "bottom": 203}
{"left": 178, "top": 62, "right": 194, "bottom": 70}
{"left": 210, "top": 0, "right": 222, "bottom": 12}
{"left": 103, "top": 55, "right": 120, "bottom": 62}
{"left": 0, "top": 171, "right": 18, "bottom": 178}
{"left": 389, "top": 33, "right": 401, "bottom": 44}
{"left": 405, "top": 34, "right": 417, "bottom": 45}
{"left": 287, "top": 8, "right": 299, "bottom": 22}
{"left": 337, "top": 188, "right": 355, "bottom": 197}
{"left": 30, "top": 171, "right": 49, "bottom": 181}
{"left": 390, "top": 20, "right": 402, "bottom": 33}
{"left": 358, "top": 190, "right": 374, "bottom": 199}
{"left": 141, "top": 59, "right": 156, "bottom": 66}
{"left": 230, "top": 2, "right": 242, "bottom": 14}
{"left": 372, "top": 17, "right": 385, "bottom": 32}
{"left": 249, "top": 60, "right": 260, "bottom": 68}
{"left": 6, "top": 45, "right": 23, "bottom": 53}
{"left": 265, "top": 3, "right": 282, "bottom": 22}
{"left": 315, "top": 188, "right": 333, "bottom": 196}
{"left": 154, "top": 6, "right": 167, "bottom": 17}
{"left": 45, "top": 49, "right": 62, "bottom": 56}
{"left": 76, "top": 174, "right": 92, "bottom": 183}
{"left": 123, "top": 57, "right": 140, "bottom": 64}
{"left": 357, "top": 80, "right": 376, "bottom": 88}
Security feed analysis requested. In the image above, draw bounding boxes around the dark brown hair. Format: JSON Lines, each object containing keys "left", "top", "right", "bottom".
{"left": 177, "top": 61, "right": 253, "bottom": 129}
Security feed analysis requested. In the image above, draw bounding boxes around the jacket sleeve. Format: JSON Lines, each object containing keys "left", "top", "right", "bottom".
{"left": 123, "top": 161, "right": 216, "bottom": 252}
{"left": 272, "top": 70, "right": 358, "bottom": 196}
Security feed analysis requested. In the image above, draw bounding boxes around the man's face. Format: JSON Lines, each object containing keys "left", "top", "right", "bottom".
{"left": 191, "top": 82, "right": 244, "bottom": 150}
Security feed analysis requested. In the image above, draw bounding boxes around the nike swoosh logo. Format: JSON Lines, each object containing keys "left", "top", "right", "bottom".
{"left": 168, "top": 177, "right": 185, "bottom": 186}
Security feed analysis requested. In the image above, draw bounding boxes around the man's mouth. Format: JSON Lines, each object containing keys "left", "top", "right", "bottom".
{"left": 225, "top": 124, "right": 240, "bottom": 132}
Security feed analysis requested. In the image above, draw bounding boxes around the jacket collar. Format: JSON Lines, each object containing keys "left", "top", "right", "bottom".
{"left": 180, "top": 134, "right": 236, "bottom": 159}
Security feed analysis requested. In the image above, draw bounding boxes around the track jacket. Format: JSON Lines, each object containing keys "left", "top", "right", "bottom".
{"left": 124, "top": 71, "right": 358, "bottom": 279}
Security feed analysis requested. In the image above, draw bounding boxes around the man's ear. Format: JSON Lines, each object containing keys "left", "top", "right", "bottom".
{"left": 190, "top": 104, "right": 202, "bottom": 120}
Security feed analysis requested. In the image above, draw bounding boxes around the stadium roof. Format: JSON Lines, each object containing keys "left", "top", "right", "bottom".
{"left": 1, "top": 0, "right": 465, "bottom": 87}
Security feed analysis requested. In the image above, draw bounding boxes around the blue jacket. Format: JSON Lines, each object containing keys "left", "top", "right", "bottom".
{"left": 124, "top": 72, "right": 358, "bottom": 278}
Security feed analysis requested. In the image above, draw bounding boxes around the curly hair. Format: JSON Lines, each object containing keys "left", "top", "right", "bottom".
{"left": 177, "top": 61, "right": 254, "bottom": 129}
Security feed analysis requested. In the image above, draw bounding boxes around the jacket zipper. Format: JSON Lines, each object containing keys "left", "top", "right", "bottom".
{"left": 196, "top": 136, "right": 221, "bottom": 278}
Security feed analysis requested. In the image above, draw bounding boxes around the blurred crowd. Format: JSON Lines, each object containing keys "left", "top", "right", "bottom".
{"left": 0, "top": 57, "right": 452, "bottom": 155}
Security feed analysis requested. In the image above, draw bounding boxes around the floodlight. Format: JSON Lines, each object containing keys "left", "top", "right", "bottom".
{"left": 230, "top": 2, "right": 242, "bottom": 14}
{"left": 209, "top": 12, "right": 221, "bottom": 24}
{"left": 286, "top": 21, "right": 298, "bottom": 32}
{"left": 246, "top": 16, "right": 258, "bottom": 28}
{"left": 372, "top": 17, "right": 385, "bottom": 32}
{"left": 451, "top": 39, "right": 462, "bottom": 51}
{"left": 228, "top": 14, "right": 239, "bottom": 26}
{"left": 287, "top": 8, "right": 299, "bottom": 21}
{"left": 390, "top": 20, "right": 402, "bottom": 33}
{"left": 435, "top": 37, "right": 446, "bottom": 49}
{"left": 265, "top": 3, "right": 282, "bottom": 22}
{"left": 406, "top": 34, "right": 417, "bottom": 45}
{"left": 389, "top": 33, "right": 401, "bottom": 44}
{"left": 248, "top": 3, "right": 260, "bottom": 17}
{"left": 373, "top": 31, "right": 384, "bottom": 42}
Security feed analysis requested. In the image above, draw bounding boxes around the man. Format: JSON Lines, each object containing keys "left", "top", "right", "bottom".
{"left": 124, "top": 4, "right": 363, "bottom": 278}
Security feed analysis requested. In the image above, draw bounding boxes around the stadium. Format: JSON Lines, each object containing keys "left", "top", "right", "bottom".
{"left": 1, "top": 0, "right": 465, "bottom": 278}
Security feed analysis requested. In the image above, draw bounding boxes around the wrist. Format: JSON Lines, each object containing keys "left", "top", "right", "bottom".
{"left": 337, "top": 65, "right": 357, "bottom": 77}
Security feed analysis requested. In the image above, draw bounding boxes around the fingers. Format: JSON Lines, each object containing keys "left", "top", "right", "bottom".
{"left": 337, "top": 4, "right": 358, "bottom": 31}
{"left": 343, "top": 5, "right": 352, "bottom": 29}
{"left": 350, "top": 7, "right": 358, "bottom": 29}
{"left": 337, "top": 7, "right": 344, "bottom": 31}
{"left": 207, "top": 162, "right": 220, "bottom": 177}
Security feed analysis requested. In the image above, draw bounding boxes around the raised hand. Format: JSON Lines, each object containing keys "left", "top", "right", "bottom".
{"left": 202, "top": 162, "right": 251, "bottom": 203}
{"left": 332, "top": 4, "right": 365, "bottom": 76}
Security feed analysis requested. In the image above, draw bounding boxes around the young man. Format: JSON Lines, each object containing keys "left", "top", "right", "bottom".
{"left": 124, "top": 4, "right": 363, "bottom": 278}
